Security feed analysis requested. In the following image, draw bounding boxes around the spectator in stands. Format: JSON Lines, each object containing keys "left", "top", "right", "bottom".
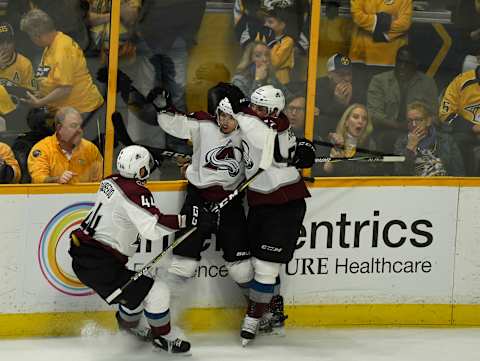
{"left": 394, "top": 101, "right": 464, "bottom": 176}
{"left": 315, "top": 53, "right": 363, "bottom": 141}
{"left": 27, "top": 106, "right": 103, "bottom": 184}
{"left": 232, "top": 41, "right": 289, "bottom": 100}
{"left": 19, "top": 9, "right": 103, "bottom": 117}
{"left": 86, "top": 0, "right": 140, "bottom": 63}
{"left": 234, "top": 0, "right": 273, "bottom": 47}
{"left": 0, "top": 140, "right": 20, "bottom": 183}
{"left": 439, "top": 65, "right": 480, "bottom": 175}
{"left": 263, "top": 6, "right": 295, "bottom": 84}
{"left": 0, "top": 21, "right": 34, "bottom": 128}
{"left": 349, "top": 0, "right": 412, "bottom": 94}
{"left": 285, "top": 92, "right": 306, "bottom": 137}
{"left": 367, "top": 45, "right": 438, "bottom": 154}
{"left": 322, "top": 103, "right": 380, "bottom": 176}
{"left": 137, "top": 0, "right": 206, "bottom": 154}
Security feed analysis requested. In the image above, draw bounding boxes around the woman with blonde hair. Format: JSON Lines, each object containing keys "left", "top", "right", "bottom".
{"left": 232, "top": 40, "right": 288, "bottom": 98}
{"left": 393, "top": 101, "right": 465, "bottom": 176}
{"left": 322, "top": 103, "right": 379, "bottom": 176}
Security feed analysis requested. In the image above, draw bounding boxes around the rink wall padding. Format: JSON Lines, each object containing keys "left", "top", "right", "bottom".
{"left": 2, "top": 178, "right": 480, "bottom": 338}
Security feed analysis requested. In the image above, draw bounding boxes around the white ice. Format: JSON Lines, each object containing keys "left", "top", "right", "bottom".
{"left": 0, "top": 327, "right": 479, "bottom": 361}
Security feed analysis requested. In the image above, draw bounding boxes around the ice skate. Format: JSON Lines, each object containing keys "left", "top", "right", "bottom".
{"left": 259, "top": 295, "right": 288, "bottom": 336}
{"left": 240, "top": 315, "right": 260, "bottom": 346}
{"left": 115, "top": 311, "right": 152, "bottom": 342}
{"left": 152, "top": 335, "right": 191, "bottom": 355}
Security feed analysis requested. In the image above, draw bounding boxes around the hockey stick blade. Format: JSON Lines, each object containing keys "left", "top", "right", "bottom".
{"left": 314, "top": 155, "right": 405, "bottom": 163}
{"left": 105, "top": 226, "right": 197, "bottom": 304}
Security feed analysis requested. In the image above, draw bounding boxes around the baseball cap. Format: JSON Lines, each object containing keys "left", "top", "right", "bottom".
{"left": 326, "top": 53, "right": 351, "bottom": 72}
{"left": 0, "top": 22, "right": 14, "bottom": 43}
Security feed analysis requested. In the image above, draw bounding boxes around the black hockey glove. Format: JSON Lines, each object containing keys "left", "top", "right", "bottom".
{"left": 291, "top": 138, "right": 316, "bottom": 169}
{"left": 373, "top": 12, "right": 392, "bottom": 42}
{"left": 146, "top": 87, "right": 171, "bottom": 112}
{"left": 183, "top": 204, "right": 218, "bottom": 234}
{"left": 225, "top": 83, "right": 248, "bottom": 114}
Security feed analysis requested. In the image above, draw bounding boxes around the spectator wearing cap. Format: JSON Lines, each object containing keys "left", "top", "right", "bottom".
{"left": 19, "top": 9, "right": 103, "bottom": 117}
{"left": 367, "top": 45, "right": 438, "bottom": 154}
{"left": 314, "top": 53, "right": 364, "bottom": 140}
{"left": 0, "top": 21, "right": 34, "bottom": 128}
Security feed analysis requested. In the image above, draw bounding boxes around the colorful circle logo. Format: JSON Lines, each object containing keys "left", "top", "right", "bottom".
{"left": 38, "top": 202, "right": 95, "bottom": 296}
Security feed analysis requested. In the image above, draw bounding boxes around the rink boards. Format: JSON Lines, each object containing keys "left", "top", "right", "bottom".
{"left": 1, "top": 179, "right": 480, "bottom": 337}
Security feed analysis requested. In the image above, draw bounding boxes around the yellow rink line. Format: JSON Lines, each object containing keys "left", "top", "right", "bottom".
{"left": 1, "top": 304, "right": 479, "bottom": 338}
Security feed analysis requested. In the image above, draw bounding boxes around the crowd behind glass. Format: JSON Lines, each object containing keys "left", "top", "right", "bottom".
{"left": 0, "top": 0, "right": 478, "bottom": 184}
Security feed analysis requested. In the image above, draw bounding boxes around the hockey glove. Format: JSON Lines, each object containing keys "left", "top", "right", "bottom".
{"left": 225, "top": 84, "right": 248, "bottom": 114}
{"left": 146, "top": 87, "right": 171, "bottom": 112}
{"left": 291, "top": 138, "right": 316, "bottom": 169}
{"left": 183, "top": 204, "right": 218, "bottom": 234}
{"left": 372, "top": 12, "right": 391, "bottom": 42}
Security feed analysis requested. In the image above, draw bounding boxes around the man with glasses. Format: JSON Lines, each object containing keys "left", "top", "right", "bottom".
{"left": 27, "top": 106, "right": 103, "bottom": 183}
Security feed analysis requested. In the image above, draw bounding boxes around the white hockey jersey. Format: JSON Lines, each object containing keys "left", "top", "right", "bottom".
{"left": 157, "top": 110, "right": 245, "bottom": 202}
{"left": 234, "top": 108, "right": 310, "bottom": 206}
{"left": 76, "top": 175, "right": 182, "bottom": 257}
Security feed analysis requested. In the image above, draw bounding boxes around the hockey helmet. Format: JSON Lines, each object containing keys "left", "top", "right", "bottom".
{"left": 117, "top": 145, "right": 154, "bottom": 181}
{"left": 250, "top": 85, "right": 285, "bottom": 117}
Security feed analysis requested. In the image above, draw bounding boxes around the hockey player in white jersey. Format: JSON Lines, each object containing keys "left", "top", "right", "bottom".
{"left": 69, "top": 145, "right": 214, "bottom": 355}
{"left": 141, "top": 88, "right": 255, "bottom": 306}
{"left": 225, "top": 84, "right": 315, "bottom": 345}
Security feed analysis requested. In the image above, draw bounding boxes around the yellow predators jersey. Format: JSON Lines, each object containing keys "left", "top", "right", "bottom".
{"left": 0, "top": 142, "right": 21, "bottom": 183}
{"left": 439, "top": 68, "right": 480, "bottom": 125}
{"left": 28, "top": 134, "right": 103, "bottom": 184}
{"left": 0, "top": 85, "right": 15, "bottom": 115}
{"left": 349, "top": 0, "right": 412, "bottom": 66}
{"left": 36, "top": 32, "right": 104, "bottom": 113}
{"left": 0, "top": 52, "right": 34, "bottom": 89}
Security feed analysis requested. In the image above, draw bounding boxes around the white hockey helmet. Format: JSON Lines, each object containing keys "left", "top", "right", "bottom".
{"left": 216, "top": 97, "right": 234, "bottom": 118}
{"left": 117, "top": 145, "right": 154, "bottom": 181}
{"left": 250, "top": 85, "right": 285, "bottom": 117}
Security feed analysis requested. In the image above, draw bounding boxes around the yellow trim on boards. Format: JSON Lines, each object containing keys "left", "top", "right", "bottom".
{"left": 1, "top": 304, "right": 480, "bottom": 338}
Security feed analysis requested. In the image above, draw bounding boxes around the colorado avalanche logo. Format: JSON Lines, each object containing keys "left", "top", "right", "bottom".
{"left": 241, "top": 140, "right": 254, "bottom": 170}
{"left": 204, "top": 141, "right": 243, "bottom": 177}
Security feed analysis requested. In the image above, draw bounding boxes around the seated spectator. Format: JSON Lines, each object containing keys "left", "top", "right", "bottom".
{"left": 439, "top": 65, "right": 480, "bottom": 175}
{"left": 322, "top": 103, "right": 380, "bottom": 176}
{"left": 19, "top": 9, "right": 103, "bottom": 117}
{"left": 394, "top": 101, "right": 465, "bottom": 176}
{"left": 315, "top": 53, "right": 363, "bottom": 140}
{"left": 27, "top": 106, "right": 103, "bottom": 184}
{"left": 0, "top": 140, "right": 20, "bottom": 183}
{"left": 285, "top": 92, "right": 306, "bottom": 137}
{"left": 0, "top": 21, "right": 34, "bottom": 129}
{"left": 232, "top": 41, "right": 289, "bottom": 100}
{"left": 263, "top": 6, "right": 295, "bottom": 84}
{"left": 367, "top": 45, "right": 438, "bottom": 154}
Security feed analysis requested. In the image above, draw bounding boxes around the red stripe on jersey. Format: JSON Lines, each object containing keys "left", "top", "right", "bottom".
{"left": 247, "top": 178, "right": 310, "bottom": 206}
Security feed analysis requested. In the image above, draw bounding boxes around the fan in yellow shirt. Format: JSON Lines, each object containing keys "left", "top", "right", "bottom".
{"left": 0, "top": 141, "right": 21, "bottom": 183}
{"left": 28, "top": 107, "right": 103, "bottom": 184}
{"left": 19, "top": 9, "right": 103, "bottom": 115}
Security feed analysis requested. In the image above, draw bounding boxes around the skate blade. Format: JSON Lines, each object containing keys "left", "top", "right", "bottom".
{"left": 152, "top": 345, "right": 192, "bottom": 356}
{"left": 241, "top": 338, "right": 252, "bottom": 347}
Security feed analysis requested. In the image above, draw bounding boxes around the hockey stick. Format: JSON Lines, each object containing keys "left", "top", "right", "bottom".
{"left": 105, "top": 132, "right": 274, "bottom": 303}
{"left": 105, "top": 226, "right": 197, "bottom": 304}
{"left": 111, "top": 111, "right": 192, "bottom": 162}
{"left": 313, "top": 139, "right": 396, "bottom": 157}
{"left": 315, "top": 155, "right": 405, "bottom": 163}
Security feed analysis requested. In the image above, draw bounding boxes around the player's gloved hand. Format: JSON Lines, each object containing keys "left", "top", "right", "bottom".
{"left": 225, "top": 84, "right": 248, "bottom": 114}
{"left": 182, "top": 204, "right": 218, "bottom": 234}
{"left": 291, "top": 138, "right": 316, "bottom": 169}
{"left": 146, "top": 87, "right": 171, "bottom": 112}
